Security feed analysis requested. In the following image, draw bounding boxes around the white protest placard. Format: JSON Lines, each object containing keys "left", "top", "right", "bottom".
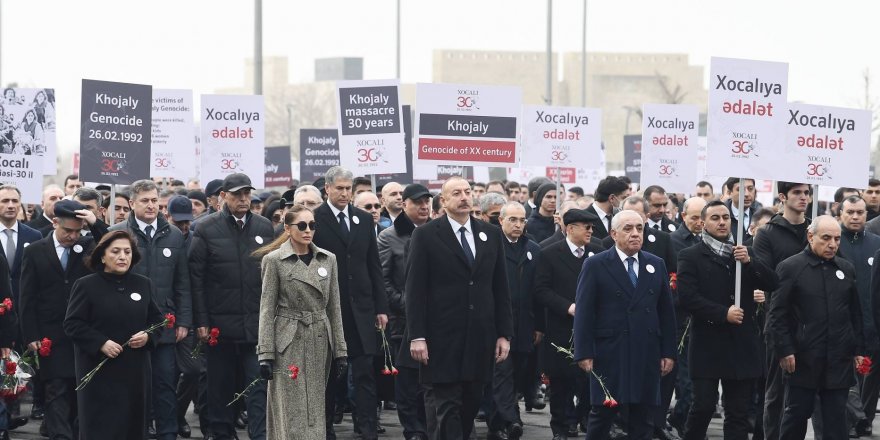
{"left": 0, "top": 153, "right": 43, "bottom": 203}
{"left": 640, "top": 104, "right": 699, "bottom": 193}
{"left": 707, "top": 57, "right": 788, "bottom": 180}
{"left": 416, "top": 83, "right": 521, "bottom": 166}
{"left": 776, "top": 103, "right": 871, "bottom": 188}
{"left": 200, "top": 94, "right": 265, "bottom": 185}
{"left": 336, "top": 80, "right": 406, "bottom": 174}
{"left": 0, "top": 88, "right": 57, "bottom": 174}
{"left": 151, "top": 89, "right": 195, "bottom": 178}
{"left": 521, "top": 105, "right": 602, "bottom": 168}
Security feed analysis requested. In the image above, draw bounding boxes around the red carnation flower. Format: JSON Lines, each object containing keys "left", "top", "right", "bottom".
{"left": 288, "top": 364, "right": 300, "bottom": 380}
{"left": 4, "top": 361, "right": 16, "bottom": 376}
{"left": 391, "top": 367, "right": 399, "bottom": 376}
{"left": 382, "top": 367, "right": 391, "bottom": 376}
{"left": 669, "top": 272, "right": 678, "bottom": 291}
{"left": 858, "top": 357, "right": 873, "bottom": 376}
{"left": 38, "top": 338, "right": 52, "bottom": 357}
{"left": 165, "top": 313, "right": 176, "bottom": 329}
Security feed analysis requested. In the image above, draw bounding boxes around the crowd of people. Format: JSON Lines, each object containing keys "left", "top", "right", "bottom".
{"left": 0, "top": 168, "right": 878, "bottom": 440}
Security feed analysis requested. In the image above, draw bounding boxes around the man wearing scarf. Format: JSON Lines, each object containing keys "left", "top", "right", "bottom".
{"left": 677, "top": 200, "right": 777, "bottom": 440}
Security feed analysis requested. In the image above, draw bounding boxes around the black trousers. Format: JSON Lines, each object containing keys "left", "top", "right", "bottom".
{"left": 763, "top": 345, "right": 785, "bottom": 440}
{"left": 488, "top": 351, "right": 527, "bottom": 431}
{"left": 205, "top": 342, "right": 266, "bottom": 440}
{"left": 349, "top": 354, "right": 379, "bottom": 439}
{"left": 395, "top": 366, "right": 427, "bottom": 439}
{"left": 861, "top": 349, "right": 880, "bottom": 426}
{"left": 684, "top": 378, "right": 753, "bottom": 440}
{"left": 780, "top": 385, "right": 847, "bottom": 440}
{"left": 325, "top": 357, "right": 348, "bottom": 439}
{"left": 547, "top": 368, "right": 589, "bottom": 435}
{"left": 44, "top": 378, "right": 77, "bottom": 440}
{"left": 423, "top": 381, "right": 483, "bottom": 440}
{"left": 654, "top": 361, "right": 678, "bottom": 427}
{"left": 586, "top": 403, "right": 654, "bottom": 440}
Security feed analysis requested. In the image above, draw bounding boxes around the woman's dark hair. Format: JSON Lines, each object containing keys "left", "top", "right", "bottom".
{"left": 87, "top": 230, "right": 141, "bottom": 271}
{"left": 252, "top": 205, "right": 312, "bottom": 258}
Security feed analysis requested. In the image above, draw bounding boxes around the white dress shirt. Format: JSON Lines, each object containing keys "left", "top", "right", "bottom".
{"left": 565, "top": 238, "right": 584, "bottom": 258}
{"left": 448, "top": 216, "right": 476, "bottom": 258}
{"left": 134, "top": 217, "right": 158, "bottom": 238}
{"left": 593, "top": 202, "right": 611, "bottom": 233}
{"left": 52, "top": 233, "right": 67, "bottom": 261}
{"left": 615, "top": 246, "right": 639, "bottom": 275}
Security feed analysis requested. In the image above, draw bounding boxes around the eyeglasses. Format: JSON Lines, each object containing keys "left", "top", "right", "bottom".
{"left": 287, "top": 221, "right": 317, "bottom": 231}
{"left": 360, "top": 203, "right": 382, "bottom": 210}
{"left": 296, "top": 200, "right": 320, "bottom": 208}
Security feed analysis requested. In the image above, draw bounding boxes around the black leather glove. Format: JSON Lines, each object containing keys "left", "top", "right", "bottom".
{"left": 335, "top": 357, "right": 348, "bottom": 380}
{"left": 259, "top": 360, "right": 274, "bottom": 381}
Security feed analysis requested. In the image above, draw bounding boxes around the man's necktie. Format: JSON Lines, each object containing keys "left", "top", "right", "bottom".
{"left": 653, "top": 224, "right": 660, "bottom": 230}
{"left": 4, "top": 230, "right": 14, "bottom": 269}
{"left": 459, "top": 226, "right": 475, "bottom": 266}
{"left": 60, "top": 247, "right": 70, "bottom": 271}
{"left": 575, "top": 247, "right": 584, "bottom": 259}
{"left": 605, "top": 214, "right": 613, "bottom": 232}
{"left": 145, "top": 225, "right": 154, "bottom": 239}
{"left": 626, "top": 256, "right": 637, "bottom": 287}
{"left": 237, "top": 219, "right": 245, "bottom": 231}
{"left": 338, "top": 212, "right": 350, "bottom": 238}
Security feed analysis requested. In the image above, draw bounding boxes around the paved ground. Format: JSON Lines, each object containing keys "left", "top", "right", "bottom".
{"left": 9, "top": 402, "right": 817, "bottom": 439}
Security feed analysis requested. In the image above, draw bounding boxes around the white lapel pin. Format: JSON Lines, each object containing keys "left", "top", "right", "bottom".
{"left": 130, "top": 292, "right": 142, "bottom": 301}
{"left": 668, "top": 224, "right": 676, "bottom": 232}
{"left": 163, "top": 248, "right": 172, "bottom": 258}
{"left": 318, "top": 267, "right": 328, "bottom": 277}
{"left": 479, "top": 232, "right": 488, "bottom": 242}
{"left": 588, "top": 252, "right": 595, "bottom": 257}
{"left": 23, "top": 242, "right": 29, "bottom": 248}
{"left": 526, "top": 251, "right": 532, "bottom": 261}
{"left": 869, "top": 257, "right": 874, "bottom": 266}
{"left": 255, "top": 236, "right": 264, "bottom": 244}
{"left": 352, "top": 216, "right": 360, "bottom": 225}
{"left": 836, "top": 270, "right": 845, "bottom": 280}
{"left": 73, "top": 244, "right": 83, "bottom": 254}
{"left": 648, "top": 234, "right": 656, "bottom": 243}
{"left": 646, "top": 264, "right": 655, "bottom": 274}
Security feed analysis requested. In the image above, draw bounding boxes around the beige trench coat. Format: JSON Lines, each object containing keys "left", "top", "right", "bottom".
{"left": 257, "top": 241, "right": 346, "bottom": 440}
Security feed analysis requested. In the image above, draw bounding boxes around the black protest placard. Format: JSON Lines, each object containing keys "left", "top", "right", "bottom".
{"left": 623, "top": 134, "right": 642, "bottom": 184}
{"left": 80, "top": 79, "right": 152, "bottom": 184}
{"left": 299, "top": 129, "right": 340, "bottom": 184}
{"left": 265, "top": 145, "right": 292, "bottom": 188}
{"left": 338, "top": 84, "right": 400, "bottom": 136}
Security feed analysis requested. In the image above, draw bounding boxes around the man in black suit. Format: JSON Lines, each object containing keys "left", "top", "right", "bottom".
{"left": 587, "top": 177, "right": 629, "bottom": 240}
{"left": 670, "top": 197, "right": 706, "bottom": 255}
{"left": 536, "top": 208, "right": 602, "bottom": 439}
{"left": 0, "top": 185, "right": 43, "bottom": 303}
{"left": 723, "top": 177, "right": 757, "bottom": 242}
{"left": 405, "top": 176, "right": 513, "bottom": 440}
{"left": 19, "top": 200, "right": 98, "bottom": 439}
{"left": 25, "top": 185, "right": 63, "bottom": 233}
{"left": 313, "top": 166, "right": 388, "bottom": 440}
{"left": 643, "top": 185, "right": 678, "bottom": 233}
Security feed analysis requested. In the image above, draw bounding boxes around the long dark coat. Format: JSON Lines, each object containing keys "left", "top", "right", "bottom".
{"left": 768, "top": 249, "right": 865, "bottom": 390}
{"left": 573, "top": 248, "right": 676, "bottom": 405}
{"left": 313, "top": 203, "right": 388, "bottom": 357}
{"left": 535, "top": 239, "right": 587, "bottom": 376}
{"left": 19, "top": 234, "right": 94, "bottom": 379}
{"left": 503, "top": 237, "right": 543, "bottom": 354}
{"left": 677, "top": 242, "right": 777, "bottom": 379}
{"left": 404, "top": 215, "right": 513, "bottom": 384}
{"left": 63, "top": 272, "right": 163, "bottom": 440}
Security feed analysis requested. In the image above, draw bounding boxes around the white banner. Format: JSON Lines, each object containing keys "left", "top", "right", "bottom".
{"left": 640, "top": 104, "right": 699, "bottom": 193}
{"left": 521, "top": 105, "right": 602, "bottom": 168}
{"left": 0, "top": 153, "right": 43, "bottom": 204}
{"left": 0, "top": 88, "right": 57, "bottom": 174}
{"left": 335, "top": 80, "right": 406, "bottom": 174}
{"left": 777, "top": 103, "right": 871, "bottom": 188}
{"left": 151, "top": 89, "right": 196, "bottom": 178}
{"left": 416, "top": 83, "right": 521, "bottom": 166}
{"left": 707, "top": 57, "right": 788, "bottom": 180}
{"left": 199, "top": 94, "right": 265, "bottom": 185}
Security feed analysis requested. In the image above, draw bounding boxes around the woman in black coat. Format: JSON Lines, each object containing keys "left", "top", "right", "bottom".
{"left": 64, "top": 230, "right": 163, "bottom": 439}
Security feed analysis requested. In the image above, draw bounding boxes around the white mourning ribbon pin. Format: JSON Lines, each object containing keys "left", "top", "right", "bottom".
{"left": 318, "top": 267, "right": 328, "bottom": 278}
{"left": 646, "top": 264, "right": 655, "bottom": 274}
{"left": 130, "top": 292, "right": 142, "bottom": 301}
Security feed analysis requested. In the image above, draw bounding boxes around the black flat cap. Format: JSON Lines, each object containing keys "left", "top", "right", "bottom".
{"left": 54, "top": 200, "right": 87, "bottom": 220}
{"left": 563, "top": 208, "right": 599, "bottom": 226}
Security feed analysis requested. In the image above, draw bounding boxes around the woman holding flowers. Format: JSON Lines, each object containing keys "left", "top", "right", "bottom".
{"left": 64, "top": 230, "right": 163, "bottom": 439}
{"left": 254, "top": 204, "right": 347, "bottom": 440}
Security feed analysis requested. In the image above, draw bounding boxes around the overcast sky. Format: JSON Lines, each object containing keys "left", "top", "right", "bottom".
{"left": 3, "top": 0, "right": 878, "bottom": 152}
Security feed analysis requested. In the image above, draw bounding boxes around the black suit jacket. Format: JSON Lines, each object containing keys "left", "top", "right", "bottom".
{"left": 19, "top": 234, "right": 94, "bottom": 379}
{"left": 649, "top": 217, "right": 678, "bottom": 234}
{"left": 670, "top": 223, "right": 701, "bottom": 255}
{"left": 586, "top": 204, "right": 618, "bottom": 240}
{"left": 405, "top": 215, "right": 513, "bottom": 383}
{"left": 25, "top": 214, "right": 51, "bottom": 231}
{"left": 8, "top": 222, "right": 43, "bottom": 302}
{"left": 313, "top": 202, "right": 388, "bottom": 356}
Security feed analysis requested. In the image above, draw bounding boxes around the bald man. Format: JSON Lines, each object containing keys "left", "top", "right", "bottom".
{"left": 671, "top": 197, "right": 707, "bottom": 254}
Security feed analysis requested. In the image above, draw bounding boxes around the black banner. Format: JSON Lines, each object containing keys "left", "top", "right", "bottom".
{"left": 623, "top": 134, "right": 642, "bottom": 183}
{"left": 299, "top": 129, "right": 340, "bottom": 184}
{"left": 79, "top": 79, "right": 152, "bottom": 184}
{"left": 264, "top": 145, "right": 292, "bottom": 187}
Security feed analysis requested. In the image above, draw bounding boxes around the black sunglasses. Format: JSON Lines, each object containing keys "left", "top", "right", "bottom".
{"left": 287, "top": 221, "right": 317, "bottom": 231}
{"left": 361, "top": 203, "right": 382, "bottom": 210}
